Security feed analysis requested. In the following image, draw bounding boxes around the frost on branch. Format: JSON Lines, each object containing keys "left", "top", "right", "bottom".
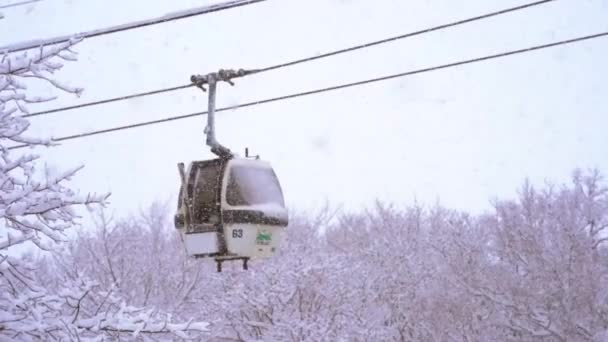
{"left": 0, "top": 40, "right": 209, "bottom": 340}
{"left": 0, "top": 39, "right": 108, "bottom": 340}
{"left": 0, "top": 39, "right": 107, "bottom": 252}
{"left": 0, "top": 273, "right": 208, "bottom": 340}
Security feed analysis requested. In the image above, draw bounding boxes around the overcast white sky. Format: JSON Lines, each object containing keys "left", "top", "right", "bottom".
{"left": 3, "top": 0, "right": 607, "bottom": 218}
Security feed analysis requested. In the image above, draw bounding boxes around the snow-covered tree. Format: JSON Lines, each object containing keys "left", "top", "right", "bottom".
{"left": 433, "top": 170, "right": 608, "bottom": 341}
{"left": 204, "top": 210, "right": 360, "bottom": 341}
{"left": 33, "top": 166, "right": 608, "bottom": 341}
{"left": 54, "top": 205, "right": 355, "bottom": 341}
{"left": 474, "top": 170, "right": 606, "bottom": 341}
{"left": 0, "top": 43, "right": 208, "bottom": 340}
{"left": 47, "top": 202, "right": 208, "bottom": 319}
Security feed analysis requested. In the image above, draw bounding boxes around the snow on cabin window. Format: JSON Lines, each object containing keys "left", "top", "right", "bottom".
{"left": 226, "top": 166, "right": 285, "bottom": 207}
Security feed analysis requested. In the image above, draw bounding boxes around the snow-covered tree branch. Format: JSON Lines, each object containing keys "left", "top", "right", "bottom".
{"left": 1, "top": 39, "right": 104, "bottom": 253}
{"left": 0, "top": 41, "right": 209, "bottom": 340}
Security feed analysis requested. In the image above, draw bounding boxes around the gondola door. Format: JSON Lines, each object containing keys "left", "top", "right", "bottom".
{"left": 180, "top": 158, "right": 228, "bottom": 257}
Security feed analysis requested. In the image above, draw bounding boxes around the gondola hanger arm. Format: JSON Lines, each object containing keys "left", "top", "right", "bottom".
{"left": 190, "top": 68, "right": 256, "bottom": 158}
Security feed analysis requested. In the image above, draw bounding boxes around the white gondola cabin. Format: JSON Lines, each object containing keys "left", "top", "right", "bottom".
{"left": 175, "top": 156, "right": 288, "bottom": 270}
{"left": 176, "top": 69, "right": 288, "bottom": 271}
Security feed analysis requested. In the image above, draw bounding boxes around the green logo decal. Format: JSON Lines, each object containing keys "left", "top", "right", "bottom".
{"left": 256, "top": 231, "right": 272, "bottom": 245}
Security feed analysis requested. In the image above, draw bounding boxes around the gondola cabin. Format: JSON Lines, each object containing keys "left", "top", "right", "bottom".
{"left": 174, "top": 156, "right": 288, "bottom": 267}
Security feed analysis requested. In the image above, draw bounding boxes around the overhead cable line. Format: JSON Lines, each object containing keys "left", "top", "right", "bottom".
{"left": 9, "top": 31, "right": 608, "bottom": 150}
{"left": 23, "top": 0, "right": 555, "bottom": 119}
{"left": 252, "top": 0, "right": 556, "bottom": 73}
{"left": 0, "top": 0, "right": 41, "bottom": 10}
{"left": 1, "top": 0, "right": 266, "bottom": 53}
{"left": 24, "top": 84, "right": 194, "bottom": 118}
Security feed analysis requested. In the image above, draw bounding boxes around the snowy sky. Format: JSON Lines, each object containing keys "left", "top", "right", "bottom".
{"left": 3, "top": 0, "right": 608, "bottom": 218}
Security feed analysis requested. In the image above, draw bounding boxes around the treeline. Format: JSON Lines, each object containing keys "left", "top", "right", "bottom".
{"left": 39, "top": 169, "right": 608, "bottom": 341}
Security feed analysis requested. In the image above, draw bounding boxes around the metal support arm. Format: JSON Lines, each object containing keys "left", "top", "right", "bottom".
{"left": 205, "top": 81, "right": 233, "bottom": 158}
{"left": 191, "top": 68, "right": 254, "bottom": 159}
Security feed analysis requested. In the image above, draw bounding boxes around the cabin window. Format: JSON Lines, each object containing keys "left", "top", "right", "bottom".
{"left": 226, "top": 166, "right": 285, "bottom": 207}
{"left": 192, "top": 163, "right": 221, "bottom": 222}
